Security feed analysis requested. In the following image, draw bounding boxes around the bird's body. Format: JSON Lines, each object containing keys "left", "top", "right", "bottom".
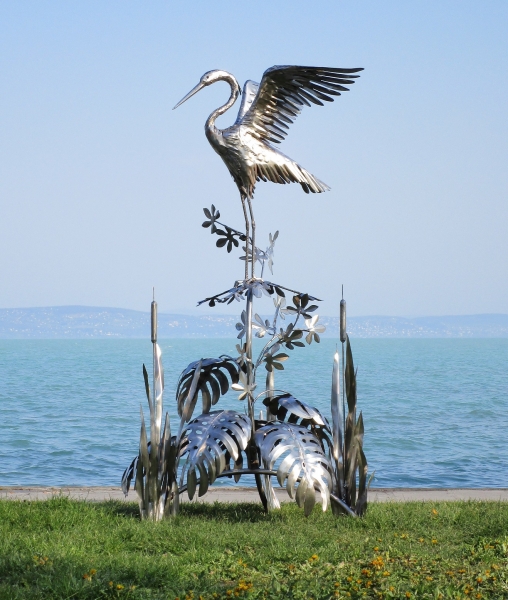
{"left": 174, "top": 65, "right": 363, "bottom": 276}
{"left": 209, "top": 117, "right": 330, "bottom": 200}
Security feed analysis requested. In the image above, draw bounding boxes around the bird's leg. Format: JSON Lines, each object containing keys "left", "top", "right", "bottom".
{"left": 241, "top": 196, "right": 250, "bottom": 281}
{"left": 247, "top": 197, "right": 256, "bottom": 279}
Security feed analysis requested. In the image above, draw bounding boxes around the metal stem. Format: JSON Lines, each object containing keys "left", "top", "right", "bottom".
{"left": 247, "top": 197, "right": 256, "bottom": 278}
{"left": 341, "top": 340, "right": 346, "bottom": 497}
{"left": 341, "top": 342, "right": 346, "bottom": 450}
{"left": 153, "top": 344, "right": 156, "bottom": 438}
{"left": 241, "top": 196, "right": 250, "bottom": 280}
{"left": 243, "top": 285, "right": 268, "bottom": 509}
{"left": 245, "top": 289, "right": 255, "bottom": 430}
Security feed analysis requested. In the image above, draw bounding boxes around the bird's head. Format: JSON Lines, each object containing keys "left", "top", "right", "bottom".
{"left": 173, "top": 70, "right": 240, "bottom": 110}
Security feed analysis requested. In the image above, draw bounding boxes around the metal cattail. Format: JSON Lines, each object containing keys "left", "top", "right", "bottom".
{"left": 151, "top": 299, "right": 157, "bottom": 343}
{"left": 340, "top": 299, "right": 347, "bottom": 343}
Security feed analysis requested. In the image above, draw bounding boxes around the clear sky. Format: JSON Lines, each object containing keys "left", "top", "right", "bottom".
{"left": 0, "top": 1, "right": 506, "bottom": 317}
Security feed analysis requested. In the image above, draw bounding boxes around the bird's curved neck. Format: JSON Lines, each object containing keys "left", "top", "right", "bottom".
{"left": 205, "top": 73, "right": 240, "bottom": 134}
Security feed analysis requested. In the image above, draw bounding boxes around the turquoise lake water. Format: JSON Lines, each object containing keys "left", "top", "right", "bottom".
{"left": 1, "top": 339, "right": 507, "bottom": 488}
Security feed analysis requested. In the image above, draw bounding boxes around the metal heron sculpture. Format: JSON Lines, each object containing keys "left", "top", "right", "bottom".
{"left": 173, "top": 65, "right": 363, "bottom": 279}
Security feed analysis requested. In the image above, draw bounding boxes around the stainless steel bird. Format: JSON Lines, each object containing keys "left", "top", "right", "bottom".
{"left": 173, "top": 65, "right": 363, "bottom": 278}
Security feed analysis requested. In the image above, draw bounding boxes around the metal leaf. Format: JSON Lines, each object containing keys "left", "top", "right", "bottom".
{"left": 180, "top": 410, "right": 251, "bottom": 500}
{"left": 345, "top": 335, "right": 357, "bottom": 414}
{"left": 176, "top": 357, "right": 240, "bottom": 418}
{"left": 255, "top": 422, "right": 332, "bottom": 516}
{"left": 330, "top": 351, "right": 344, "bottom": 498}
{"left": 179, "top": 360, "right": 202, "bottom": 426}
{"left": 263, "top": 393, "right": 330, "bottom": 430}
{"left": 233, "top": 453, "right": 243, "bottom": 483}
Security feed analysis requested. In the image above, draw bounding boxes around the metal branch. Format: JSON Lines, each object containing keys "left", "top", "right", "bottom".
{"left": 177, "top": 468, "right": 357, "bottom": 516}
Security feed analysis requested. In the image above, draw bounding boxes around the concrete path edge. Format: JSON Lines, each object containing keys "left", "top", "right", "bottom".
{"left": 1, "top": 486, "right": 508, "bottom": 503}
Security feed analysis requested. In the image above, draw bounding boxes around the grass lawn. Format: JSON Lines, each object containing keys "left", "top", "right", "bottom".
{"left": 0, "top": 498, "right": 507, "bottom": 599}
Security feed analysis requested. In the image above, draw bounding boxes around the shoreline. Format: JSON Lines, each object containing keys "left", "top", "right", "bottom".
{"left": 1, "top": 486, "right": 508, "bottom": 503}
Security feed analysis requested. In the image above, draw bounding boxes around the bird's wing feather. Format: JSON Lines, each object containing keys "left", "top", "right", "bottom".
{"left": 236, "top": 80, "right": 260, "bottom": 121}
{"left": 239, "top": 66, "right": 363, "bottom": 145}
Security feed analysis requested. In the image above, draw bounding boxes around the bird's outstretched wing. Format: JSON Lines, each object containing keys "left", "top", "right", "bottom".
{"left": 239, "top": 66, "right": 363, "bottom": 145}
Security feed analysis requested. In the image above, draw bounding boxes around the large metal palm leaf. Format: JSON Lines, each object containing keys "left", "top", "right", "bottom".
{"left": 262, "top": 393, "right": 333, "bottom": 456}
{"left": 179, "top": 410, "right": 251, "bottom": 500}
{"left": 263, "top": 393, "right": 330, "bottom": 429}
{"left": 255, "top": 422, "right": 333, "bottom": 516}
{"left": 176, "top": 357, "right": 240, "bottom": 419}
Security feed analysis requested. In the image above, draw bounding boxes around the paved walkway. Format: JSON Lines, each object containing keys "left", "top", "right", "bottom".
{"left": 1, "top": 486, "right": 507, "bottom": 503}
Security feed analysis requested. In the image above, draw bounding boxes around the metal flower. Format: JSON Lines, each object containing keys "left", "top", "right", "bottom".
{"left": 304, "top": 315, "right": 326, "bottom": 344}
{"left": 265, "top": 230, "right": 279, "bottom": 275}
{"left": 273, "top": 296, "right": 287, "bottom": 320}
{"left": 235, "top": 343, "right": 248, "bottom": 366}
{"left": 240, "top": 245, "right": 266, "bottom": 265}
{"left": 280, "top": 323, "right": 305, "bottom": 349}
{"left": 264, "top": 351, "right": 289, "bottom": 372}
{"left": 231, "top": 370, "right": 257, "bottom": 401}
{"left": 228, "top": 288, "right": 245, "bottom": 303}
{"left": 252, "top": 314, "right": 274, "bottom": 338}
{"left": 280, "top": 298, "right": 299, "bottom": 319}
{"left": 235, "top": 310, "right": 247, "bottom": 339}
{"left": 216, "top": 226, "right": 240, "bottom": 253}
{"left": 247, "top": 280, "right": 271, "bottom": 298}
{"left": 202, "top": 205, "right": 220, "bottom": 233}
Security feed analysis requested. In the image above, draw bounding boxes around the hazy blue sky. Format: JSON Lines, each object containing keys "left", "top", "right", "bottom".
{"left": 0, "top": 1, "right": 506, "bottom": 317}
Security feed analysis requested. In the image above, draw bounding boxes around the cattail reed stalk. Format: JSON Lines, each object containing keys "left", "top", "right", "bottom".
{"left": 340, "top": 294, "right": 347, "bottom": 496}
{"left": 151, "top": 294, "right": 158, "bottom": 443}
{"left": 340, "top": 298, "right": 346, "bottom": 343}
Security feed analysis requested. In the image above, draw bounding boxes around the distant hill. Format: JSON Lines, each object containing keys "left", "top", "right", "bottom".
{"left": 0, "top": 306, "right": 507, "bottom": 339}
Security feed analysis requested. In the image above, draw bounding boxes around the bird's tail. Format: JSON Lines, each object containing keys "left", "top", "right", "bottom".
{"left": 255, "top": 153, "right": 331, "bottom": 195}
{"left": 293, "top": 164, "right": 330, "bottom": 194}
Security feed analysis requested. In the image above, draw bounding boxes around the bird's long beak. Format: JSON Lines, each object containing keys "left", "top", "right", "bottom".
{"left": 173, "top": 82, "right": 206, "bottom": 110}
